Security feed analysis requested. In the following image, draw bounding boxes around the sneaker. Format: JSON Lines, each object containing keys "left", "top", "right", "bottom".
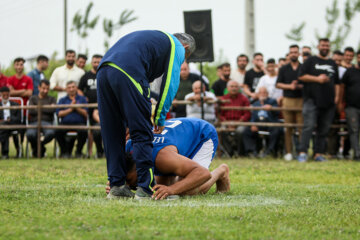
{"left": 284, "top": 153, "right": 293, "bottom": 161}
{"left": 134, "top": 187, "right": 153, "bottom": 200}
{"left": 314, "top": 155, "right": 327, "bottom": 162}
{"left": 297, "top": 153, "right": 307, "bottom": 162}
{"left": 107, "top": 185, "right": 135, "bottom": 199}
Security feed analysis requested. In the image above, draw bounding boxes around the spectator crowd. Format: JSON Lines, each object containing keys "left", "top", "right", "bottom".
{"left": 0, "top": 38, "right": 360, "bottom": 162}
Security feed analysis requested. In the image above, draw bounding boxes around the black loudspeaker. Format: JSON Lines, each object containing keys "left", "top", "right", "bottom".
{"left": 184, "top": 10, "right": 214, "bottom": 62}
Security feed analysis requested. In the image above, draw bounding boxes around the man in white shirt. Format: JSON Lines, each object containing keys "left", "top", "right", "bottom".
{"left": 256, "top": 58, "right": 283, "bottom": 104}
{"left": 230, "top": 54, "right": 249, "bottom": 87}
{"left": 185, "top": 81, "right": 217, "bottom": 123}
{"left": 50, "top": 50, "right": 85, "bottom": 100}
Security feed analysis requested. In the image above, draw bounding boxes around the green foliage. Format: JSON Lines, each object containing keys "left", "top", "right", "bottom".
{"left": 103, "top": 9, "right": 138, "bottom": 51}
{"left": 285, "top": 0, "right": 360, "bottom": 50}
{"left": 1, "top": 158, "right": 360, "bottom": 239}
{"left": 71, "top": 2, "right": 99, "bottom": 39}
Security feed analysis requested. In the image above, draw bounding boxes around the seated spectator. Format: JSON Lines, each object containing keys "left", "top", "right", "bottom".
{"left": 92, "top": 109, "right": 104, "bottom": 158}
{"left": 211, "top": 63, "right": 231, "bottom": 97}
{"left": 219, "top": 80, "right": 251, "bottom": 157}
{"left": 243, "top": 87, "right": 282, "bottom": 158}
{"left": 184, "top": 80, "right": 217, "bottom": 123}
{"left": 26, "top": 80, "right": 56, "bottom": 157}
{"left": 27, "top": 55, "right": 49, "bottom": 95}
{"left": 256, "top": 58, "right": 283, "bottom": 105}
{"left": 0, "top": 87, "right": 21, "bottom": 159}
{"left": 56, "top": 81, "right": 88, "bottom": 158}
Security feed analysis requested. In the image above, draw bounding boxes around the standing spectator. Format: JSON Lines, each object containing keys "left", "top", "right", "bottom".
{"left": 78, "top": 54, "right": 103, "bottom": 157}
{"left": 220, "top": 80, "right": 251, "bottom": 157}
{"left": 256, "top": 58, "right": 283, "bottom": 104}
{"left": 276, "top": 44, "right": 304, "bottom": 161}
{"left": 297, "top": 38, "right": 340, "bottom": 162}
{"left": 230, "top": 54, "right": 249, "bottom": 87}
{"left": 301, "top": 46, "right": 312, "bottom": 63}
{"left": 27, "top": 55, "right": 49, "bottom": 96}
{"left": 343, "top": 47, "right": 355, "bottom": 68}
{"left": 211, "top": 63, "right": 231, "bottom": 97}
{"left": 243, "top": 53, "right": 265, "bottom": 101}
{"left": 26, "top": 80, "right": 56, "bottom": 157}
{"left": 0, "top": 66, "right": 7, "bottom": 88}
{"left": 0, "top": 87, "right": 21, "bottom": 159}
{"left": 7, "top": 57, "right": 33, "bottom": 105}
{"left": 76, "top": 54, "right": 88, "bottom": 70}
{"left": 243, "top": 87, "right": 282, "bottom": 158}
{"left": 50, "top": 50, "right": 85, "bottom": 100}
{"left": 185, "top": 80, "right": 217, "bottom": 123}
{"left": 332, "top": 50, "right": 347, "bottom": 79}
{"left": 56, "top": 81, "right": 88, "bottom": 158}
{"left": 172, "top": 61, "right": 200, "bottom": 117}
{"left": 341, "top": 50, "right": 360, "bottom": 160}
{"left": 91, "top": 109, "right": 104, "bottom": 158}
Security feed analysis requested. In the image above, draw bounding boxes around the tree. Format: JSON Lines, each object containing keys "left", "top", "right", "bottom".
{"left": 71, "top": 2, "right": 100, "bottom": 54}
{"left": 285, "top": 0, "right": 360, "bottom": 50}
{"left": 103, "top": 9, "right": 138, "bottom": 51}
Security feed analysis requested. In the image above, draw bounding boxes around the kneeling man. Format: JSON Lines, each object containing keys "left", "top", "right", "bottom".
{"left": 107, "top": 118, "right": 230, "bottom": 200}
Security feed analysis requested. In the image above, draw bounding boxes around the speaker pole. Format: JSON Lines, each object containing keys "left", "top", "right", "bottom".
{"left": 200, "top": 62, "right": 204, "bottom": 120}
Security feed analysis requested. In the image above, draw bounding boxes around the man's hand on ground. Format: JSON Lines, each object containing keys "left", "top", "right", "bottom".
{"left": 152, "top": 184, "right": 174, "bottom": 200}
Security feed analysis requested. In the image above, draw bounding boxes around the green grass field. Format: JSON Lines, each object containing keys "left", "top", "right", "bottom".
{"left": 1, "top": 158, "right": 360, "bottom": 240}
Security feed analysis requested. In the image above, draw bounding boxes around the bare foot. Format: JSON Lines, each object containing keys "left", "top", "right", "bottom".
{"left": 216, "top": 164, "right": 230, "bottom": 193}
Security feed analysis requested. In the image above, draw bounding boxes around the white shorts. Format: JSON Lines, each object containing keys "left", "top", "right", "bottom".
{"left": 192, "top": 139, "right": 214, "bottom": 169}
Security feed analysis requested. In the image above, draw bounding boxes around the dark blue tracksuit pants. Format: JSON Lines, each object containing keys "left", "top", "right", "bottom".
{"left": 97, "top": 65, "right": 155, "bottom": 194}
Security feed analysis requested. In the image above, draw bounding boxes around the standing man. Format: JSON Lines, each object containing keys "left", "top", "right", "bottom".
{"left": 343, "top": 47, "right": 355, "bottom": 68}
{"left": 341, "top": 50, "right": 360, "bottom": 160}
{"left": 97, "top": 30, "right": 195, "bottom": 199}
{"left": 297, "top": 38, "right": 340, "bottom": 162}
{"left": 27, "top": 55, "right": 49, "bottom": 96}
{"left": 50, "top": 50, "right": 85, "bottom": 100}
{"left": 26, "top": 80, "right": 56, "bottom": 157}
{"left": 230, "top": 54, "right": 249, "bottom": 87}
{"left": 211, "top": 63, "right": 231, "bottom": 97}
{"left": 78, "top": 54, "right": 103, "bottom": 157}
{"left": 243, "top": 53, "right": 265, "bottom": 101}
{"left": 276, "top": 44, "right": 304, "bottom": 161}
{"left": 76, "top": 54, "right": 88, "bottom": 70}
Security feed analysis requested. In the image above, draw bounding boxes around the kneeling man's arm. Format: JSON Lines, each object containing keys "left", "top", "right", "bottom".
{"left": 153, "top": 149, "right": 211, "bottom": 200}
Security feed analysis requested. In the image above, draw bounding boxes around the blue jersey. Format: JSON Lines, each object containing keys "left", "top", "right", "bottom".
{"left": 99, "top": 30, "right": 185, "bottom": 126}
{"left": 126, "top": 118, "right": 218, "bottom": 171}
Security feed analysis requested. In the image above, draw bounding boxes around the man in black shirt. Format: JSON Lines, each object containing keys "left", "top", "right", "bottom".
{"left": 276, "top": 44, "right": 303, "bottom": 161}
{"left": 243, "top": 53, "right": 265, "bottom": 101}
{"left": 341, "top": 50, "right": 360, "bottom": 160}
{"left": 297, "top": 38, "right": 340, "bottom": 162}
{"left": 211, "top": 63, "right": 231, "bottom": 97}
{"left": 26, "top": 80, "right": 56, "bottom": 157}
{"left": 78, "top": 54, "right": 103, "bottom": 157}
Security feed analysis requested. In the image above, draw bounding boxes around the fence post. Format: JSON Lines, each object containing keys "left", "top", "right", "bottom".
{"left": 36, "top": 103, "right": 42, "bottom": 158}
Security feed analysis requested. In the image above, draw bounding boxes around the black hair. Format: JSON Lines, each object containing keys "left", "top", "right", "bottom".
{"left": 66, "top": 80, "right": 77, "bottom": 86}
{"left": 302, "top": 46, "right": 312, "bottom": 50}
{"left": 333, "top": 50, "right": 343, "bottom": 56}
{"left": 13, "top": 57, "right": 25, "bottom": 64}
{"left": 65, "top": 49, "right": 76, "bottom": 56}
{"left": 278, "top": 57, "right": 286, "bottom": 62}
{"left": 237, "top": 54, "right": 249, "bottom": 62}
{"left": 303, "top": 52, "right": 311, "bottom": 57}
{"left": 344, "top": 46, "right": 355, "bottom": 53}
{"left": 289, "top": 44, "right": 299, "bottom": 49}
{"left": 253, "top": 52, "right": 263, "bottom": 58}
{"left": 37, "top": 55, "right": 49, "bottom": 63}
{"left": 0, "top": 86, "right": 10, "bottom": 92}
{"left": 92, "top": 54, "right": 103, "bottom": 59}
{"left": 319, "top": 38, "right": 330, "bottom": 43}
{"left": 222, "top": 62, "right": 231, "bottom": 68}
{"left": 217, "top": 64, "right": 224, "bottom": 70}
{"left": 77, "top": 54, "right": 88, "bottom": 60}
{"left": 39, "top": 79, "right": 50, "bottom": 86}
{"left": 267, "top": 58, "right": 276, "bottom": 64}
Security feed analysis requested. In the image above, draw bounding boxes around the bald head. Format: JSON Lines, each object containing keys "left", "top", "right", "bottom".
{"left": 192, "top": 80, "right": 204, "bottom": 94}
{"left": 227, "top": 80, "right": 240, "bottom": 96}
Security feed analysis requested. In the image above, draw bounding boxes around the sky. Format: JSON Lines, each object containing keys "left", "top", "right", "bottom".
{"left": 1, "top": 0, "right": 359, "bottom": 70}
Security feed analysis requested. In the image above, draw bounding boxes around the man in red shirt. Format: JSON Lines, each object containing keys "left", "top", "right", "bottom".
{"left": 7, "top": 57, "right": 33, "bottom": 106}
{"left": 0, "top": 66, "right": 7, "bottom": 88}
{"left": 220, "top": 80, "right": 251, "bottom": 156}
